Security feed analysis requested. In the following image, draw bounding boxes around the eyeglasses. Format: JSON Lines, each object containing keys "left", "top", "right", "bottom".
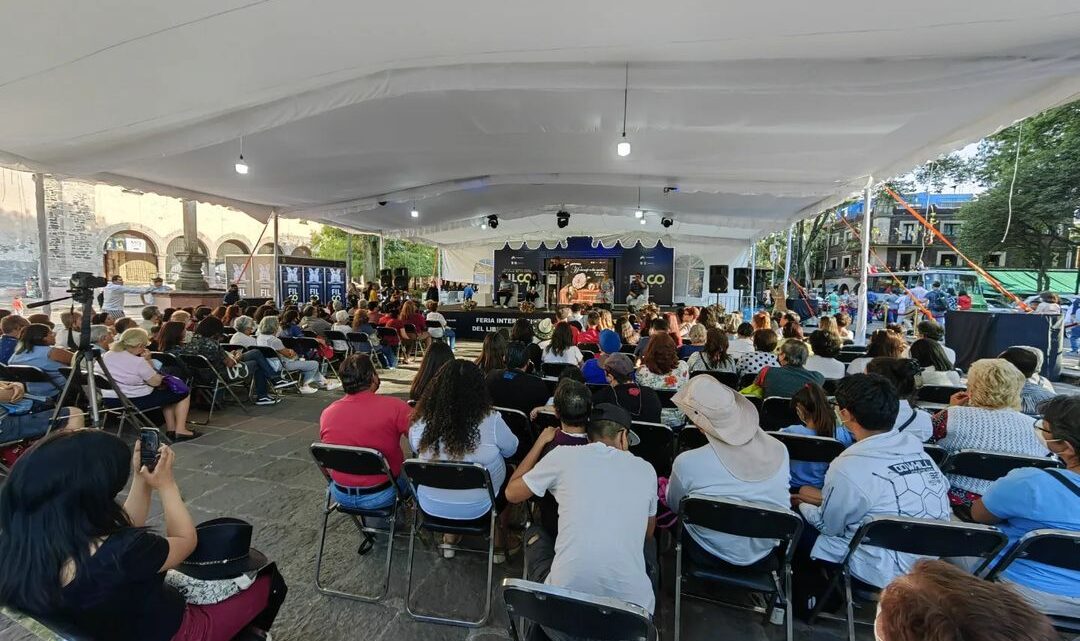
{"left": 1034, "top": 420, "right": 1063, "bottom": 443}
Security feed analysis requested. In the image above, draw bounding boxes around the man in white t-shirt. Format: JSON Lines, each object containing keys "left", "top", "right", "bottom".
{"left": 506, "top": 403, "right": 659, "bottom": 621}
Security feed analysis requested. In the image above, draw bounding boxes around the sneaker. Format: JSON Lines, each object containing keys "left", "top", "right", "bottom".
{"left": 272, "top": 378, "right": 296, "bottom": 389}
{"left": 255, "top": 396, "right": 281, "bottom": 406}
{"left": 323, "top": 380, "right": 342, "bottom": 391}
{"left": 299, "top": 385, "right": 318, "bottom": 395}
{"left": 438, "top": 543, "right": 455, "bottom": 559}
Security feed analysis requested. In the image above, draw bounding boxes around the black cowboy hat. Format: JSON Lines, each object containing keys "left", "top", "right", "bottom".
{"left": 177, "top": 518, "right": 270, "bottom": 581}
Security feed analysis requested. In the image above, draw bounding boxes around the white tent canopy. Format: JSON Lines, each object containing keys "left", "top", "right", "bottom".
{"left": 3, "top": 1, "right": 1080, "bottom": 251}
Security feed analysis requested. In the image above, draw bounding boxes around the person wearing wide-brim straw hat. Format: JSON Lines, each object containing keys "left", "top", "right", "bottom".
{"left": 665, "top": 375, "right": 790, "bottom": 566}
{"left": 533, "top": 317, "right": 554, "bottom": 347}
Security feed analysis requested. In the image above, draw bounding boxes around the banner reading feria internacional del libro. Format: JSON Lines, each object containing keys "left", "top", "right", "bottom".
{"left": 492, "top": 237, "right": 674, "bottom": 305}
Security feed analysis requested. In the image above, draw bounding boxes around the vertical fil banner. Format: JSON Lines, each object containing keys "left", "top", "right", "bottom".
{"left": 326, "top": 267, "right": 347, "bottom": 303}
{"left": 304, "top": 266, "right": 326, "bottom": 302}
{"left": 279, "top": 264, "right": 303, "bottom": 302}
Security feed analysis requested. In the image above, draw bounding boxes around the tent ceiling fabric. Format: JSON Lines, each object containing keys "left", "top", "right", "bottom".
{"left": 2, "top": 2, "right": 1080, "bottom": 243}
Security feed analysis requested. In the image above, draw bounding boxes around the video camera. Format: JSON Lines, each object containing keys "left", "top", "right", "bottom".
{"left": 70, "top": 271, "right": 108, "bottom": 290}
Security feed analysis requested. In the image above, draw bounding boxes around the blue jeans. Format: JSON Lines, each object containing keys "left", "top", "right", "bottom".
{"left": 435, "top": 329, "right": 456, "bottom": 350}
{"left": 1070, "top": 325, "right": 1080, "bottom": 353}
{"left": 330, "top": 476, "right": 410, "bottom": 511}
{"left": 239, "top": 349, "right": 278, "bottom": 397}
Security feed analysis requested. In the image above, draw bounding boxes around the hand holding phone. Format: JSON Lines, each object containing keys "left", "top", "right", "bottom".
{"left": 139, "top": 428, "right": 161, "bottom": 472}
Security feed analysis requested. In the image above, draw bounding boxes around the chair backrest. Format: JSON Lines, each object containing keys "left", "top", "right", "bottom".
{"left": 402, "top": 459, "right": 496, "bottom": 505}
{"left": 985, "top": 529, "right": 1080, "bottom": 580}
{"left": 653, "top": 388, "right": 678, "bottom": 409}
{"left": 822, "top": 378, "right": 840, "bottom": 395}
{"left": 502, "top": 578, "right": 656, "bottom": 641}
{"left": 301, "top": 329, "right": 318, "bottom": 338}
{"left": 221, "top": 326, "right": 237, "bottom": 336}
{"left": 324, "top": 330, "right": 348, "bottom": 343}
{"left": 279, "top": 336, "right": 299, "bottom": 350}
{"left": 923, "top": 444, "right": 948, "bottom": 466}
{"left": 839, "top": 345, "right": 867, "bottom": 354}
{"left": 848, "top": 515, "right": 1008, "bottom": 561}
{"left": 916, "top": 385, "right": 966, "bottom": 405}
{"left": 493, "top": 406, "right": 535, "bottom": 461}
{"left": 578, "top": 342, "right": 600, "bottom": 353}
{"left": 737, "top": 372, "right": 757, "bottom": 389}
{"left": 293, "top": 337, "right": 322, "bottom": 354}
{"left": 580, "top": 350, "right": 596, "bottom": 362}
{"left": 58, "top": 366, "right": 113, "bottom": 391}
{"left": 376, "top": 327, "right": 398, "bottom": 340}
{"left": 3, "top": 364, "right": 59, "bottom": 386}
{"left": 629, "top": 420, "right": 674, "bottom": 477}
{"left": 689, "top": 369, "right": 740, "bottom": 390}
{"left": 253, "top": 345, "right": 281, "bottom": 361}
{"left": 836, "top": 351, "right": 861, "bottom": 364}
{"left": 941, "top": 449, "right": 1063, "bottom": 482}
{"left": 676, "top": 426, "right": 708, "bottom": 455}
{"left": 770, "top": 432, "right": 846, "bottom": 464}
{"left": 569, "top": 320, "right": 583, "bottom": 331}
{"left": 403, "top": 323, "right": 419, "bottom": 336}
{"left": 619, "top": 344, "right": 637, "bottom": 354}
{"left": 176, "top": 352, "right": 216, "bottom": 372}
{"left": 759, "top": 396, "right": 800, "bottom": 431}
{"left": 310, "top": 443, "right": 394, "bottom": 480}
{"left": 541, "top": 362, "right": 575, "bottom": 378}
{"left": 346, "top": 331, "right": 372, "bottom": 344}
{"left": 533, "top": 411, "right": 560, "bottom": 430}
{"left": 680, "top": 496, "right": 803, "bottom": 562}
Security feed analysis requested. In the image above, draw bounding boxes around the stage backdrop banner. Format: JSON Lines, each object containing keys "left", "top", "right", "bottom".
{"left": 492, "top": 237, "right": 674, "bottom": 305}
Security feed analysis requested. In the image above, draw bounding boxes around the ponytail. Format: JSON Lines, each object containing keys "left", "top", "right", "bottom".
{"left": 790, "top": 383, "right": 836, "bottom": 438}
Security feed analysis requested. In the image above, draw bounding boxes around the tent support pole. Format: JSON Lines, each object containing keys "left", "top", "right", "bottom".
{"left": 782, "top": 224, "right": 793, "bottom": 301}
{"left": 346, "top": 232, "right": 353, "bottom": 282}
{"left": 273, "top": 210, "right": 280, "bottom": 304}
{"left": 855, "top": 178, "right": 873, "bottom": 346}
{"left": 749, "top": 240, "right": 757, "bottom": 313}
{"left": 378, "top": 233, "right": 385, "bottom": 271}
{"left": 34, "top": 173, "right": 51, "bottom": 312}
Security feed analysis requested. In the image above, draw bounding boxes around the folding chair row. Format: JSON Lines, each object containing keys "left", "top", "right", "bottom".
{"left": 688, "top": 369, "right": 740, "bottom": 389}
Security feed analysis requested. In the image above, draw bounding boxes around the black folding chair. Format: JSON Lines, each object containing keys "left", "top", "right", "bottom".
{"left": 403, "top": 322, "right": 425, "bottom": 359}
{"left": 580, "top": 350, "right": 596, "bottom": 362}
{"left": 346, "top": 331, "right": 381, "bottom": 369}
{"left": 577, "top": 342, "right": 600, "bottom": 353}
{"left": 676, "top": 497, "right": 803, "bottom": 641}
{"left": 402, "top": 459, "right": 498, "bottom": 626}
{"left": 629, "top": 420, "right": 674, "bottom": 477}
{"left": 689, "top": 370, "right": 740, "bottom": 389}
{"left": 916, "top": 385, "right": 966, "bottom": 405}
{"left": 923, "top": 444, "right": 948, "bottom": 466}
{"left": 176, "top": 353, "right": 251, "bottom": 424}
{"left": 809, "top": 516, "right": 1010, "bottom": 641}
{"left": 301, "top": 329, "right": 318, "bottom": 338}
{"left": 502, "top": 578, "right": 657, "bottom": 641}
{"left": 541, "top": 363, "right": 575, "bottom": 378}
{"left": 494, "top": 406, "right": 536, "bottom": 463}
{"left": 309, "top": 443, "right": 404, "bottom": 602}
{"left": 253, "top": 345, "right": 302, "bottom": 389}
{"left": 839, "top": 345, "right": 866, "bottom": 355}
{"left": 221, "top": 326, "right": 237, "bottom": 336}
{"left": 984, "top": 528, "right": 1080, "bottom": 633}
{"left": 619, "top": 344, "right": 638, "bottom": 354}
{"left": 770, "top": 432, "right": 846, "bottom": 466}
{"left": 676, "top": 426, "right": 708, "bottom": 455}
{"left": 941, "top": 449, "right": 1063, "bottom": 482}
{"left": 759, "top": 396, "right": 800, "bottom": 431}
{"left": 375, "top": 327, "right": 404, "bottom": 361}
{"left": 58, "top": 366, "right": 160, "bottom": 436}
{"left": 835, "top": 352, "right": 862, "bottom": 364}
{"left": 2, "top": 364, "right": 63, "bottom": 398}
{"left": 822, "top": 379, "right": 840, "bottom": 395}
{"left": 293, "top": 336, "right": 339, "bottom": 380}
{"left": 324, "top": 330, "right": 351, "bottom": 358}
{"left": 737, "top": 373, "right": 757, "bottom": 389}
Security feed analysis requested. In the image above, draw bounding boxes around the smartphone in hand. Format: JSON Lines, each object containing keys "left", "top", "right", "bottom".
{"left": 139, "top": 428, "right": 161, "bottom": 471}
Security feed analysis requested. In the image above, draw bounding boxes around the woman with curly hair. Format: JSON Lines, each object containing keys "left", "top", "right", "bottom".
{"left": 409, "top": 359, "right": 519, "bottom": 561}
{"left": 597, "top": 308, "right": 614, "bottom": 331}
{"left": 636, "top": 332, "right": 689, "bottom": 427}
{"left": 476, "top": 330, "right": 509, "bottom": 373}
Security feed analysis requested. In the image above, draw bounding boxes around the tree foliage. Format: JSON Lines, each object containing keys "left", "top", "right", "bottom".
{"left": 310, "top": 226, "right": 438, "bottom": 283}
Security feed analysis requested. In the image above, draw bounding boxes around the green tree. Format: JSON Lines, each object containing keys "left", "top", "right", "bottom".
{"left": 959, "top": 101, "right": 1080, "bottom": 290}
{"left": 310, "top": 227, "right": 438, "bottom": 285}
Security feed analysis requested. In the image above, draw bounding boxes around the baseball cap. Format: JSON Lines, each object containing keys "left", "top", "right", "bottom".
{"left": 590, "top": 402, "right": 640, "bottom": 446}
{"left": 601, "top": 352, "right": 635, "bottom": 378}
{"left": 598, "top": 329, "right": 621, "bottom": 354}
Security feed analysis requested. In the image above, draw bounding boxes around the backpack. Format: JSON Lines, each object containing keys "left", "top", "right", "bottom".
{"left": 927, "top": 290, "right": 947, "bottom": 312}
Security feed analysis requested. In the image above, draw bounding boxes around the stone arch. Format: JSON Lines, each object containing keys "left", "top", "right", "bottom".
{"left": 95, "top": 223, "right": 166, "bottom": 262}
{"left": 290, "top": 245, "right": 312, "bottom": 257}
{"left": 211, "top": 233, "right": 254, "bottom": 259}
{"left": 100, "top": 225, "right": 163, "bottom": 284}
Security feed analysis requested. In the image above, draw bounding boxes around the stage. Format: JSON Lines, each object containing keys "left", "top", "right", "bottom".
{"left": 440, "top": 306, "right": 552, "bottom": 340}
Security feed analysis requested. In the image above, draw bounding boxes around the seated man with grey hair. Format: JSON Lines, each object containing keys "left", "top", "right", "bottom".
{"left": 757, "top": 339, "right": 824, "bottom": 398}
{"left": 256, "top": 315, "right": 323, "bottom": 394}
{"left": 89, "top": 324, "right": 113, "bottom": 353}
{"left": 138, "top": 305, "right": 161, "bottom": 333}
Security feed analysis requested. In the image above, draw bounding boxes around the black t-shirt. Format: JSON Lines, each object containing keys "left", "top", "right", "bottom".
{"left": 592, "top": 384, "right": 662, "bottom": 425}
{"left": 58, "top": 528, "right": 185, "bottom": 641}
{"left": 485, "top": 369, "right": 549, "bottom": 416}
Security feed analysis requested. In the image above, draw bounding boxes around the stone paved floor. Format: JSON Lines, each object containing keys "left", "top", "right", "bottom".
{"left": 1, "top": 341, "right": 867, "bottom": 641}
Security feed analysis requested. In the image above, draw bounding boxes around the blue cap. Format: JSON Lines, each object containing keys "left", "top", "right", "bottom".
{"left": 598, "top": 329, "right": 621, "bottom": 354}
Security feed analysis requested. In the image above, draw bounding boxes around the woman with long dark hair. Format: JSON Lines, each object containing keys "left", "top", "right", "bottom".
{"left": 781, "top": 382, "right": 853, "bottom": 495}
{"left": 409, "top": 360, "right": 518, "bottom": 561}
{"left": 541, "top": 322, "right": 583, "bottom": 365}
{"left": 866, "top": 357, "right": 935, "bottom": 442}
{"left": 221, "top": 304, "right": 241, "bottom": 327}
{"left": 409, "top": 342, "right": 454, "bottom": 402}
{"left": 687, "top": 327, "right": 736, "bottom": 373}
{"left": 475, "top": 330, "right": 509, "bottom": 373}
{"left": 909, "top": 338, "right": 961, "bottom": 386}
{"left": 0, "top": 430, "right": 281, "bottom": 641}
{"left": 509, "top": 318, "right": 542, "bottom": 371}
{"left": 154, "top": 321, "right": 188, "bottom": 354}
{"left": 8, "top": 324, "right": 73, "bottom": 398}
{"left": 845, "top": 329, "right": 906, "bottom": 375}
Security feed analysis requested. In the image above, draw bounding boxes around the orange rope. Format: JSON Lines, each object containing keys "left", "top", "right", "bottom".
{"left": 882, "top": 186, "right": 1032, "bottom": 312}
{"left": 837, "top": 214, "right": 935, "bottom": 321}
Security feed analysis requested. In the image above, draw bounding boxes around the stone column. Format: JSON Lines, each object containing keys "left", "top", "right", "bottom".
{"left": 174, "top": 200, "right": 208, "bottom": 290}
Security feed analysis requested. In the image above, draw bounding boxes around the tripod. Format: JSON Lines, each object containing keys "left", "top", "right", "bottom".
{"left": 48, "top": 290, "right": 156, "bottom": 436}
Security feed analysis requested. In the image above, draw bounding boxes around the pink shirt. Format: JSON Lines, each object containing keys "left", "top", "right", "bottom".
{"left": 101, "top": 349, "right": 157, "bottom": 398}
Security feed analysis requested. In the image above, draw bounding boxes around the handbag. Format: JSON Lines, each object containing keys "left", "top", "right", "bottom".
{"left": 0, "top": 397, "right": 35, "bottom": 416}
{"left": 224, "top": 362, "right": 250, "bottom": 381}
{"left": 161, "top": 373, "right": 190, "bottom": 395}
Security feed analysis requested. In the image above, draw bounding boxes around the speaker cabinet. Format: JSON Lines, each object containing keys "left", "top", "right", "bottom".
{"left": 708, "top": 265, "right": 729, "bottom": 293}
{"left": 379, "top": 268, "right": 393, "bottom": 288}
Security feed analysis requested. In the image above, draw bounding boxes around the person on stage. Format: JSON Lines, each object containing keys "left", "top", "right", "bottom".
{"left": 496, "top": 273, "right": 515, "bottom": 308}
{"left": 524, "top": 271, "right": 540, "bottom": 305}
{"left": 626, "top": 274, "right": 648, "bottom": 309}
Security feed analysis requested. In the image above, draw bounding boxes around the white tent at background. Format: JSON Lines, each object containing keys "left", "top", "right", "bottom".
{"left": 2, "top": 1, "right": 1080, "bottom": 303}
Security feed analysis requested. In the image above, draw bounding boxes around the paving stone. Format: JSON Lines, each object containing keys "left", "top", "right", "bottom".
{"left": 189, "top": 476, "right": 275, "bottom": 512}
{"left": 216, "top": 431, "right": 287, "bottom": 454}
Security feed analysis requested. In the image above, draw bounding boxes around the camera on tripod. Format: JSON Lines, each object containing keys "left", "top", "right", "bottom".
{"left": 68, "top": 271, "right": 108, "bottom": 304}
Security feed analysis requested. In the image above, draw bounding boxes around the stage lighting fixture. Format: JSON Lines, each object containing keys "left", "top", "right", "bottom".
{"left": 234, "top": 137, "right": 249, "bottom": 175}
{"left": 616, "top": 139, "right": 631, "bottom": 157}
{"left": 481, "top": 222, "right": 488, "bottom": 230}
{"left": 634, "top": 209, "right": 644, "bottom": 219}
{"left": 410, "top": 209, "right": 419, "bottom": 218}
{"left": 556, "top": 210, "right": 570, "bottom": 229}
{"left": 616, "top": 63, "right": 632, "bottom": 157}
{"left": 661, "top": 217, "right": 673, "bottom": 228}
{"left": 639, "top": 217, "right": 647, "bottom": 225}
{"left": 487, "top": 214, "right": 499, "bottom": 229}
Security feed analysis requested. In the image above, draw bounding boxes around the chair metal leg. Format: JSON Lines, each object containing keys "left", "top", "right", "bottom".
{"left": 404, "top": 512, "right": 494, "bottom": 627}
{"left": 674, "top": 540, "right": 683, "bottom": 641}
{"left": 844, "top": 571, "right": 855, "bottom": 641}
{"left": 314, "top": 493, "right": 397, "bottom": 603}
{"left": 785, "top": 566, "right": 794, "bottom": 641}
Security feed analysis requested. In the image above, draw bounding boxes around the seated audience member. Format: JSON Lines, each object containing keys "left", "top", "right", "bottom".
{"left": 678, "top": 324, "right": 707, "bottom": 360}
{"left": 409, "top": 342, "right": 454, "bottom": 404}
{"left": 663, "top": 311, "right": 684, "bottom": 347}
{"left": 1013, "top": 345, "right": 1055, "bottom": 393}
{"left": 388, "top": 301, "right": 428, "bottom": 361}
{"left": 997, "top": 347, "right": 1057, "bottom": 416}
{"left": 222, "top": 304, "right": 241, "bottom": 327}
{"left": 508, "top": 318, "right": 542, "bottom": 371}
{"left": 89, "top": 325, "right": 112, "bottom": 353}
{"left": 581, "top": 329, "right": 620, "bottom": 385}
{"left": 633, "top": 317, "right": 669, "bottom": 361}
{"left": 90, "top": 312, "right": 113, "bottom": 327}
{"left": 970, "top": 395, "right": 1080, "bottom": 616}
{"left": 532, "top": 381, "right": 595, "bottom": 537}
{"left": 329, "top": 310, "right": 353, "bottom": 351}
{"left": 533, "top": 317, "right": 554, "bottom": 352}
{"left": 256, "top": 315, "right": 323, "bottom": 394}
{"left": 592, "top": 353, "right": 662, "bottom": 425}
{"left": 300, "top": 305, "right": 332, "bottom": 334}
{"left": 614, "top": 316, "right": 639, "bottom": 347}
{"left": 776, "top": 321, "right": 809, "bottom": 355}
{"left": 865, "top": 357, "right": 934, "bottom": 442}
{"left": 181, "top": 317, "right": 284, "bottom": 406}
{"left": 636, "top": 333, "right": 689, "bottom": 428}
{"left": 0, "top": 381, "right": 84, "bottom": 443}
{"left": 351, "top": 308, "right": 376, "bottom": 335}
{"left": 751, "top": 310, "right": 771, "bottom": 332}
{"left": 667, "top": 376, "right": 790, "bottom": 566}
{"left": 54, "top": 311, "right": 82, "bottom": 350}
{"left": 26, "top": 313, "right": 53, "bottom": 328}
{"left": 277, "top": 309, "right": 304, "bottom": 339}
{"left": 796, "top": 374, "right": 950, "bottom": 612}
{"left": 909, "top": 337, "right": 962, "bottom": 387}
{"left": 320, "top": 354, "right": 412, "bottom": 510}
{"left": 834, "top": 312, "right": 854, "bottom": 341}
{"left": 576, "top": 311, "right": 601, "bottom": 345}
{"left": 846, "top": 329, "right": 906, "bottom": 375}
{"left": 757, "top": 340, "right": 824, "bottom": 398}
{"left": 153, "top": 320, "right": 187, "bottom": 354}
{"left": 113, "top": 317, "right": 137, "bottom": 334}
{"left": 8, "top": 324, "right": 73, "bottom": 398}
{"left": 409, "top": 360, "right": 518, "bottom": 561}
{"left": 678, "top": 306, "right": 699, "bottom": 338}
{"left": 736, "top": 328, "right": 780, "bottom": 379}
{"left": 728, "top": 321, "right": 755, "bottom": 356}
{"left": 805, "top": 329, "right": 845, "bottom": 379}
{"left": 505, "top": 401, "right": 659, "bottom": 618}
{"left": 168, "top": 310, "right": 194, "bottom": 343}
{"left": 0, "top": 430, "right": 283, "bottom": 641}
{"left": 915, "top": 320, "right": 955, "bottom": 365}
{"left": 781, "top": 383, "right": 853, "bottom": 493}
{"left": 192, "top": 306, "right": 212, "bottom": 323}
{"left": 541, "top": 323, "right": 583, "bottom": 366}
{"left": 932, "top": 359, "right": 1049, "bottom": 509}
{"left": 424, "top": 300, "right": 455, "bottom": 351}
{"left": 686, "top": 327, "right": 737, "bottom": 374}
{"left": 476, "top": 330, "right": 510, "bottom": 373}
{"left": 365, "top": 301, "right": 382, "bottom": 325}
{"left": 103, "top": 328, "right": 197, "bottom": 440}
{"left": 229, "top": 315, "right": 258, "bottom": 347}
{"left": 138, "top": 305, "right": 161, "bottom": 333}
{"left": 0, "top": 315, "right": 29, "bottom": 364}
{"left": 486, "top": 342, "right": 550, "bottom": 416}
{"left": 874, "top": 560, "right": 1059, "bottom": 641}
{"left": 817, "top": 315, "right": 839, "bottom": 337}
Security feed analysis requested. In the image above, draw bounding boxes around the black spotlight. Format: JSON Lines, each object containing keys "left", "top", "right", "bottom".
{"left": 661, "top": 216, "right": 674, "bottom": 228}
{"left": 556, "top": 210, "right": 570, "bottom": 229}
{"left": 487, "top": 214, "right": 499, "bottom": 229}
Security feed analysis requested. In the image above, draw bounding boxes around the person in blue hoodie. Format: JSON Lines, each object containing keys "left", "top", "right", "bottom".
{"left": 581, "top": 329, "right": 621, "bottom": 385}
{"left": 794, "top": 374, "right": 950, "bottom": 617}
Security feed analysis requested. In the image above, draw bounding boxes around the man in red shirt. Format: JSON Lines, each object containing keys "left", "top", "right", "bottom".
{"left": 319, "top": 354, "right": 412, "bottom": 510}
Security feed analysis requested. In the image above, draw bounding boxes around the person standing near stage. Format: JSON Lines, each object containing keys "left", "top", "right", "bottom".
{"left": 100, "top": 275, "right": 152, "bottom": 320}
